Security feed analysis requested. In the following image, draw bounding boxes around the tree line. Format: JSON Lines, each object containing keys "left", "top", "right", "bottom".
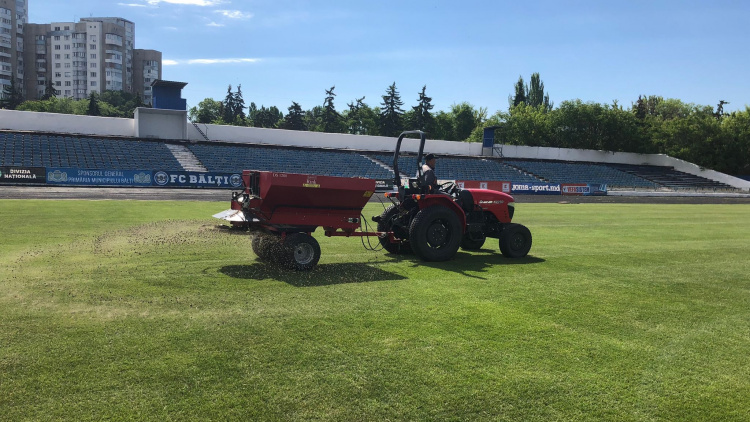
{"left": 189, "top": 82, "right": 487, "bottom": 142}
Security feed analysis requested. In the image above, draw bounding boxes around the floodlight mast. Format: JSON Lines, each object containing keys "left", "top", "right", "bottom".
{"left": 392, "top": 130, "right": 427, "bottom": 188}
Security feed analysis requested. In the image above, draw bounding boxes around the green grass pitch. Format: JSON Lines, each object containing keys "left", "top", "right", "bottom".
{"left": 1, "top": 199, "right": 749, "bottom": 421}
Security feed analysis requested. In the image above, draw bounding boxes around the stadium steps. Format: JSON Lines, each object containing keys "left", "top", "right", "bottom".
{"left": 364, "top": 154, "right": 402, "bottom": 178}
{"left": 166, "top": 143, "right": 208, "bottom": 172}
{"left": 502, "top": 161, "right": 550, "bottom": 183}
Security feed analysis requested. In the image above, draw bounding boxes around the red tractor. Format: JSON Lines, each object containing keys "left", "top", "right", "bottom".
{"left": 373, "top": 131, "right": 532, "bottom": 262}
{"left": 214, "top": 131, "right": 532, "bottom": 270}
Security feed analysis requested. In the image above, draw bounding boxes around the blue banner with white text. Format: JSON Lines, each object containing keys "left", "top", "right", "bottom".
{"left": 511, "top": 183, "right": 562, "bottom": 195}
{"left": 47, "top": 168, "right": 153, "bottom": 186}
{"left": 152, "top": 170, "right": 243, "bottom": 189}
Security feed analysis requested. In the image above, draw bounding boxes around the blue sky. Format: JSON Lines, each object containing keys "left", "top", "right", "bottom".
{"left": 31, "top": 0, "right": 749, "bottom": 115}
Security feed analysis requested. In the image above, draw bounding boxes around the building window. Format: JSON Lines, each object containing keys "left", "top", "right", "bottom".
{"left": 90, "top": 81, "right": 96, "bottom": 86}
{"left": 55, "top": 72, "right": 61, "bottom": 77}
{"left": 90, "top": 72, "right": 96, "bottom": 77}
{"left": 90, "top": 54, "right": 96, "bottom": 59}
{"left": 54, "top": 54, "right": 60, "bottom": 59}
{"left": 90, "top": 44, "right": 96, "bottom": 49}
{"left": 90, "top": 63, "right": 96, "bottom": 68}
{"left": 55, "top": 81, "right": 61, "bottom": 86}
{"left": 54, "top": 45, "right": 60, "bottom": 50}
{"left": 64, "top": 45, "right": 70, "bottom": 50}
{"left": 55, "top": 63, "right": 61, "bottom": 68}
{"left": 65, "top": 81, "right": 71, "bottom": 86}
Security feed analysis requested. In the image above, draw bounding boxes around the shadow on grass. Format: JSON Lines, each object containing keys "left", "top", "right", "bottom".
{"left": 383, "top": 250, "right": 545, "bottom": 280}
{"left": 220, "top": 262, "right": 408, "bottom": 287}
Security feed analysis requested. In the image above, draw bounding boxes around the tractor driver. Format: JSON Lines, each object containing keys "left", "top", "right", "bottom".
{"left": 421, "top": 153, "right": 438, "bottom": 193}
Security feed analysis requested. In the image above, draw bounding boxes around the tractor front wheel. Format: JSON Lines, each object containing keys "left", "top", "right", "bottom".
{"left": 499, "top": 223, "right": 532, "bottom": 258}
{"left": 409, "top": 206, "right": 462, "bottom": 262}
{"left": 281, "top": 233, "right": 321, "bottom": 271}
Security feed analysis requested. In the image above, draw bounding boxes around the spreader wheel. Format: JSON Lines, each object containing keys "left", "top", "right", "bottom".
{"left": 252, "top": 234, "right": 278, "bottom": 262}
{"left": 281, "top": 233, "right": 321, "bottom": 271}
{"left": 499, "top": 223, "right": 532, "bottom": 258}
{"left": 460, "top": 232, "right": 486, "bottom": 250}
{"left": 409, "top": 206, "right": 462, "bottom": 262}
{"left": 377, "top": 205, "right": 412, "bottom": 254}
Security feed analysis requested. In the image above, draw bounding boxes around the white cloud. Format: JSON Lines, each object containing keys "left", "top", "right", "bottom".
{"left": 215, "top": 10, "right": 253, "bottom": 20}
{"left": 164, "top": 58, "right": 261, "bottom": 65}
{"left": 206, "top": 21, "right": 225, "bottom": 27}
{"left": 145, "top": 0, "right": 225, "bottom": 6}
{"left": 118, "top": 3, "right": 149, "bottom": 7}
{"left": 188, "top": 58, "right": 260, "bottom": 64}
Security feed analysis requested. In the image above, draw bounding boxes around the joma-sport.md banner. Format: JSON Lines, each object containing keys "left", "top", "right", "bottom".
{"left": 47, "top": 168, "right": 153, "bottom": 186}
{"left": 0, "top": 166, "right": 46, "bottom": 184}
{"left": 561, "top": 183, "right": 608, "bottom": 196}
{"left": 511, "top": 183, "right": 562, "bottom": 195}
{"left": 153, "top": 170, "right": 243, "bottom": 189}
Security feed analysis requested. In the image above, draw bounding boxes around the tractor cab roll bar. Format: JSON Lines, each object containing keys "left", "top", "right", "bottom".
{"left": 392, "top": 130, "right": 427, "bottom": 188}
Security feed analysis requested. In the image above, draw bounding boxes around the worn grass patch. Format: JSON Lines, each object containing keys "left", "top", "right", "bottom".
{"left": 1, "top": 200, "right": 749, "bottom": 421}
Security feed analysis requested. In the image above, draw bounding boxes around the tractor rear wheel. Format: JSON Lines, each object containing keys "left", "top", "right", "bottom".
{"left": 409, "top": 206, "right": 462, "bottom": 262}
{"left": 281, "top": 233, "right": 321, "bottom": 271}
{"left": 499, "top": 223, "right": 532, "bottom": 258}
{"left": 460, "top": 232, "right": 486, "bottom": 250}
{"left": 377, "top": 205, "right": 411, "bottom": 254}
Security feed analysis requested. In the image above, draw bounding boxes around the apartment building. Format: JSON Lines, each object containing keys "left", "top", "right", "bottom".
{"left": 21, "top": 16, "right": 161, "bottom": 102}
{"left": 0, "top": 0, "right": 27, "bottom": 93}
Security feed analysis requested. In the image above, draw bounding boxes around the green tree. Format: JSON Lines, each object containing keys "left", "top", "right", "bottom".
{"left": 322, "top": 86, "right": 342, "bottom": 133}
{"left": 0, "top": 78, "right": 24, "bottom": 110}
{"left": 252, "top": 105, "right": 283, "bottom": 128}
{"left": 379, "top": 82, "right": 404, "bottom": 137}
{"left": 233, "top": 84, "right": 246, "bottom": 124}
{"left": 509, "top": 76, "right": 526, "bottom": 108}
{"left": 189, "top": 98, "right": 223, "bottom": 123}
{"left": 509, "top": 73, "right": 552, "bottom": 111}
{"left": 408, "top": 85, "right": 435, "bottom": 133}
{"left": 431, "top": 110, "right": 456, "bottom": 141}
{"left": 281, "top": 101, "right": 306, "bottom": 130}
{"left": 86, "top": 92, "right": 101, "bottom": 116}
{"left": 42, "top": 79, "right": 57, "bottom": 100}
{"left": 345, "top": 96, "right": 366, "bottom": 135}
{"left": 451, "top": 102, "right": 480, "bottom": 142}
{"left": 222, "top": 84, "right": 236, "bottom": 124}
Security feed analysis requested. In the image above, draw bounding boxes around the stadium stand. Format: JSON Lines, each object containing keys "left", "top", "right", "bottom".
{"left": 505, "top": 159, "right": 659, "bottom": 188}
{"left": 0, "top": 129, "right": 740, "bottom": 191}
{"left": 609, "top": 164, "right": 737, "bottom": 190}
{"left": 0, "top": 132, "right": 182, "bottom": 171}
{"left": 188, "top": 143, "right": 394, "bottom": 179}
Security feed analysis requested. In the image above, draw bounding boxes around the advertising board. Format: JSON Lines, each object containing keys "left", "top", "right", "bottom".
{"left": 46, "top": 168, "right": 152, "bottom": 186}
{"left": 511, "top": 183, "right": 561, "bottom": 195}
{"left": 0, "top": 166, "right": 46, "bottom": 184}
{"left": 152, "top": 170, "right": 243, "bottom": 189}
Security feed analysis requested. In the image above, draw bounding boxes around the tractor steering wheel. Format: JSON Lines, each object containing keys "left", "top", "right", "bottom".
{"left": 439, "top": 181, "right": 459, "bottom": 197}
